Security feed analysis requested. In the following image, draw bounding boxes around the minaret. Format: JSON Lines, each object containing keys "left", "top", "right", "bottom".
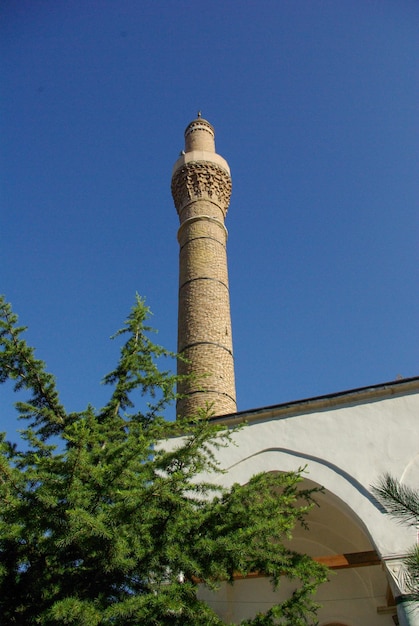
{"left": 171, "top": 114, "right": 237, "bottom": 418}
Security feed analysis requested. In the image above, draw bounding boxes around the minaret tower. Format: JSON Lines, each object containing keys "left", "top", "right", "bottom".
{"left": 171, "top": 114, "right": 237, "bottom": 418}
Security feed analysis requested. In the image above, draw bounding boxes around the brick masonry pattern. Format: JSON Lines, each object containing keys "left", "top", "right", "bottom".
{"left": 172, "top": 159, "right": 237, "bottom": 418}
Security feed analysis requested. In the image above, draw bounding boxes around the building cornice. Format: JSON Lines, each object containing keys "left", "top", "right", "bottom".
{"left": 210, "top": 376, "right": 419, "bottom": 426}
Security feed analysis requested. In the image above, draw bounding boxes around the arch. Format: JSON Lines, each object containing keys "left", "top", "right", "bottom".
{"left": 282, "top": 474, "right": 394, "bottom": 626}
{"left": 202, "top": 469, "right": 395, "bottom": 625}
{"left": 228, "top": 446, "right": 382, "bottom": 510}
{"left": 221, "top": 446, "right": 386, "bottom": 552}
{"left": 285, "top": 475, "right": 375, "bottom": 557}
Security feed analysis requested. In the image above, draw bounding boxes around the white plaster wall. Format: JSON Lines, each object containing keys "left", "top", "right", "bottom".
{"left": 209, "top": 390, "right": 419, "bottom": 557}
{"left": 198, "top": 567, "right": 393, "bottom": 626}
{"left": 162, "top": 383, "right": 419, "bottom": 623}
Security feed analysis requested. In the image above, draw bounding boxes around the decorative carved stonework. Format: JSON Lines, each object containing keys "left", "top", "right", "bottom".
{"left": 171, "top": 161, "right": 232, "bottom": 215}
{"left": 385, "top": 559, "right": 412, "bottom": 595}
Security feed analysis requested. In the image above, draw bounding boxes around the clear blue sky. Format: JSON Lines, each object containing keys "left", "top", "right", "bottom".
{"left": 1, "top": 1, "right": 418, "bottom": 437}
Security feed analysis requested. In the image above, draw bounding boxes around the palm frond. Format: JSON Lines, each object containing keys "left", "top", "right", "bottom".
{"left": 372, "top": 474, "right": 419, "bottom": 527}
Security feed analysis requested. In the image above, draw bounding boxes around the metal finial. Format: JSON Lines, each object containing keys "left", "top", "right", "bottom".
{"left": 197, "top": 110, "right": 202, "bottom": 118}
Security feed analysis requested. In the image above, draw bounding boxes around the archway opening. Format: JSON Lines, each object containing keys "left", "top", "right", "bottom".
{"left": 199, "top": 473, "right": 396, "bottom": 625}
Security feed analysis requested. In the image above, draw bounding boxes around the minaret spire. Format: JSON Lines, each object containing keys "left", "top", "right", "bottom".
{"left": 171, "top": 116, "right": 237, "bottom": 418}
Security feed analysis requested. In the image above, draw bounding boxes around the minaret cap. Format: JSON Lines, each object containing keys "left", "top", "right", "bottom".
{"left": 184, "top": 112, "right": 215, "bottom": 153}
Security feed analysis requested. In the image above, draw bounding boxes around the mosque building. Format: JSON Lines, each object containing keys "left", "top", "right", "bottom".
{"left": 170, "top": 115, "right": 419, "bottom": 626}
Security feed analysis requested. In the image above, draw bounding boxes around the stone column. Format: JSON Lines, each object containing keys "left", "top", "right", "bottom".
{"left": 385, "top": 558, "right": 419, "bottom": 626}
{"left": 171, "top": 115, "right": 237, "bottom": 419}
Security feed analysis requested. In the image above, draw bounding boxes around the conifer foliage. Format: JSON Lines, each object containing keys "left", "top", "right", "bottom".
{"left": 0, "top": 295, "right": 327, "bottom": 625}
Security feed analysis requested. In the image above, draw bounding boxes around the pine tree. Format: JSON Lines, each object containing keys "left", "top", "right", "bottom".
{"left": 0, "top": 295, "right": 327, "bottom": 625}
{"left": 373, "top": 474, "right": 419, "bottom": 600}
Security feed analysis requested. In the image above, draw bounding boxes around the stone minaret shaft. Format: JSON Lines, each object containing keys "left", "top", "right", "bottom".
{"left": 171, "top": 116, "right": 237, "bottom": 418}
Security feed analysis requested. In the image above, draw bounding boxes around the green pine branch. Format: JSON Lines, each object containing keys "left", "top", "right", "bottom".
{"left": 0, "top": 294, "right": 328, "bottom": 625}
{"left": 373, "top": 473, "right": 419, "bottom": 527}
{"left": 373, "top": 473, "right": 419, "bottom": 601}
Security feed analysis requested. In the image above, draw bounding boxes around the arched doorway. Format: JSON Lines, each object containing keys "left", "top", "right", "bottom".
{"left": 287, "top": 477, "right": 396, "bottom": 626}
{"left": 198, "top": 475, "right": 396, "bottom": 625}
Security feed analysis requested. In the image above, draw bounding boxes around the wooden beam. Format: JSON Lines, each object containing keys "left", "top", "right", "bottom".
{"left": 192, "top": 550, "right": 382, "bottom": 584}
{"left": 314, "top": 550, "right": 381, "bottom": 570}
{"left": 236, "top": 551, "right": 382, "bottom": 576}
